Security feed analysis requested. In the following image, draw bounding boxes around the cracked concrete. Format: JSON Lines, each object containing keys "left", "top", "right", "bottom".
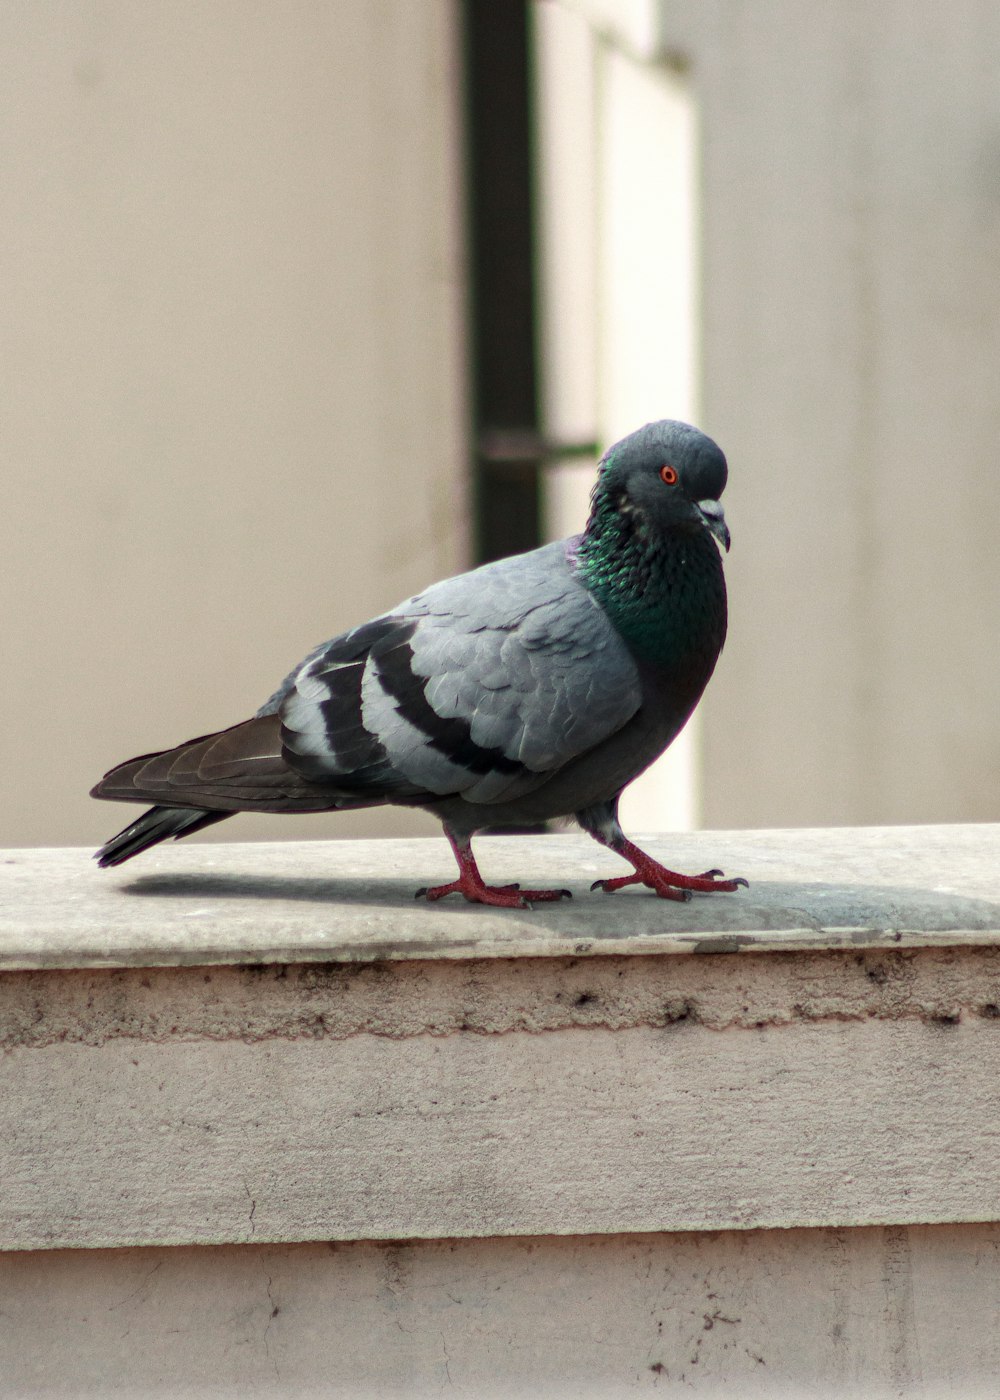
{"left": 260, "top": 1261, "right": 280, "bottom": 1383}
{"left": 5, "top": 1012, "right": 1000, "bottom": 1249}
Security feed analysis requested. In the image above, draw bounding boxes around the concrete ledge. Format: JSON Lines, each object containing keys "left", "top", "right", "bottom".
{"left": 2, "top": 826, "right": 999, "bottom": 1253}
{"left": 2, "top": 824, "right": 999, "bottom": 968}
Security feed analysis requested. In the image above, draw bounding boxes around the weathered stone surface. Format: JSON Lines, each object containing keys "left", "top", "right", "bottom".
{"left": 2, "top": 947, "right": 999, "bottom": 1048}
{"left": 5, "top": 1013, "right": 1000, "bottom": 1250}
{"left": 2, "top": 825, "right": 999, "bottom": 970}
{"left": 3, "top": 826, "right": 999, "bottom": 1253}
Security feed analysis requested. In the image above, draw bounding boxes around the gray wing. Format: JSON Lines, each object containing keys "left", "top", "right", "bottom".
{"left": 276, "top": 540, "right": 643, "bottom": 806}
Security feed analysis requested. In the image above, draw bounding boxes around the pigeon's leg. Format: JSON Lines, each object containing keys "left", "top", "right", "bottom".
{"left": 416, "top": 828, "right": 572, "bottom": 909}
{"left": 577, "top": 800, "right": 747, "bottom": 901}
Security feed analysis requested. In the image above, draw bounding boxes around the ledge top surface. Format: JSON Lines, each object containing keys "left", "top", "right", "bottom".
{"left": 0, "top": 825, "right": 998, "bottom": 970}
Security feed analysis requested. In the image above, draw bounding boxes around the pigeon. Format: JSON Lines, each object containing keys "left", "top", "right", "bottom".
{"left": 92, "top": 419, "right": 746, "bottom": 908}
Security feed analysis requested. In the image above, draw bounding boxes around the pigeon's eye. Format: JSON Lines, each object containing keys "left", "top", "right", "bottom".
{"left": 659, "top": 464, "right": 678, "bottom": 486}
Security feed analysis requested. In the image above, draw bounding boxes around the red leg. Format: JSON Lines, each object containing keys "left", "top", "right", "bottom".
{"left": 416, "top": 831, "right": 572, "bottom": 910}
{"left": 590, "top": 837, "right": 747, "bottom": 902}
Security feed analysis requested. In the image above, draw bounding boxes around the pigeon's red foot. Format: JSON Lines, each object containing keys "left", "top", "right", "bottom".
{"left": 416, "top": 877, "right": 571, "bottom": 909}
{"left": 417, "top": 834, "right": 572, "bottom": 909}
{"left": 591, "top": 840, "right": 747, "bottom": 902}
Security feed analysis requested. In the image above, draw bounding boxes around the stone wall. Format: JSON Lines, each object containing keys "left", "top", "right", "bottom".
{"left": 3, "top": 828, "right": 999, "bottom": 1394}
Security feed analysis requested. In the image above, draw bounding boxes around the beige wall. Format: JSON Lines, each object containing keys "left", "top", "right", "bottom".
{"left": 680, "top": 0, "right": 1000, "bottom": 827}
{"left": 541, "top": 0, "right": 1000, "bottom": 830}
{"left": 4, "top": 2, "right": 466, "bottom": 848}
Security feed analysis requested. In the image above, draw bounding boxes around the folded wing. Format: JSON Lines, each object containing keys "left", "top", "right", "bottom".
{"left": 279, "top": 541, "right": 643, "bottom": 807}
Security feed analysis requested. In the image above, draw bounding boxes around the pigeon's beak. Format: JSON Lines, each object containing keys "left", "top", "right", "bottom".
{"left": 697, "top": 499, "right": 730, "bottom": 553}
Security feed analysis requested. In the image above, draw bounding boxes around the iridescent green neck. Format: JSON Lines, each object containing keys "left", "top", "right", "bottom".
{"left": 577, "top": 486, "right": 726, "bottom": 672}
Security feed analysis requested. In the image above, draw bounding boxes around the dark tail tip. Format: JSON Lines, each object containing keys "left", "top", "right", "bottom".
{"left": 95, "top": 807, "right": 229, "bottom": 867}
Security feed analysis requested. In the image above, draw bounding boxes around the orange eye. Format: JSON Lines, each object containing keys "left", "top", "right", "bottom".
{"left": 659, "top": 464, "right": 678, "bottom": 485}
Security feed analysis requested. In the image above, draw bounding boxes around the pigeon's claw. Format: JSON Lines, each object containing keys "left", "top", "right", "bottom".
{"left": 591, "top": 873, "right": 691, "bottom": 901}
{"left": 416, "top": 878, "right": 571, "bottom": 909}
{"left": 420, "top": 831, "right": 573, "bottom": 909}
{"left": 592, "top": 838, "right": 748, "bottom": 900}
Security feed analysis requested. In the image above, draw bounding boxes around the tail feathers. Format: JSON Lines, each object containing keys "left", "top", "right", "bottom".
{"left": 91, "top": 712, "right": 381, "bottom": 868}
{"left": 95, "top": 806, "right": 231, "bottom": 868}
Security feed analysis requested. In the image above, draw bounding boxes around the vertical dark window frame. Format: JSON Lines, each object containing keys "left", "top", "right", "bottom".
{"left": 460, "top": 0, "right": 542, "bottom": 564}
{"left": 460, "top": 0, "right": 598, "bottom": 567}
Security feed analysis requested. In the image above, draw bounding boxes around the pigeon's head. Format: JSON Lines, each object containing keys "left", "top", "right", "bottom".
{"left": 592, "top": 420, "right": 730, "bottom": 552}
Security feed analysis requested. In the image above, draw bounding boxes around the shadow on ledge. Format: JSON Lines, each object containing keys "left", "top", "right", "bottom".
{"left": 117, "top": 870, "right": 1000, "bottom": 938}
{"left": 122, "top": 872, "right": 431, "bottom": 907}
